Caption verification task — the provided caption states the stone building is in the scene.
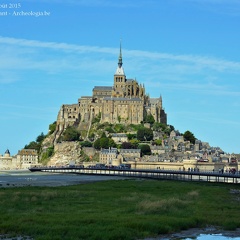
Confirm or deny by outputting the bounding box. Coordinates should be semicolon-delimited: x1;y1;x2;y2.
0;149;39;170
111;133;128;144
55;44;167;138
99;148;118;165
119;149;141;161
0;149;16;170
17;149;39;168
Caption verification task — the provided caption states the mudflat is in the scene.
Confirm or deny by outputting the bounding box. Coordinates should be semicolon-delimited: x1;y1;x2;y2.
0;170;128;188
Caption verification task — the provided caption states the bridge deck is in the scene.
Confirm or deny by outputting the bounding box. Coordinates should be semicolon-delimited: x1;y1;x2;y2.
29;166;240;184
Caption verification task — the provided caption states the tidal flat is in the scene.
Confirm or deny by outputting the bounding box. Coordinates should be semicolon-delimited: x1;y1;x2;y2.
0;174;240;240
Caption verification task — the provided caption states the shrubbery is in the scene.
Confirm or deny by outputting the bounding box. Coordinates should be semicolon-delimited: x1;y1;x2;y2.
58;126;80;142
137;127;153;141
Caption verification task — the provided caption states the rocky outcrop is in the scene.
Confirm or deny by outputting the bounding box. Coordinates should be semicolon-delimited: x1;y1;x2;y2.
47;141;81;166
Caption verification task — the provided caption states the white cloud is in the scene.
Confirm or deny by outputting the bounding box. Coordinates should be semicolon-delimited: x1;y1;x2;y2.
0;36;239;98
1;36;240;73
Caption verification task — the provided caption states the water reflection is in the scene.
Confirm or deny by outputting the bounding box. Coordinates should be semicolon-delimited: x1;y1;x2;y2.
185;234;240;240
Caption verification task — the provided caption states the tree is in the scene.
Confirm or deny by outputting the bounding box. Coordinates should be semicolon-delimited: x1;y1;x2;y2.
117;115;121;123
129;139;140;149
153;122;165;132
121;142;133;149
100;137;109;148
152;139;162;146
80;141;92;147
36;132;45;143
93;137;116;150
49;121;56;134
62;126;80;141
138;144;151;156
92;112;101;124
24;141;41;152
108;138;116;148
137;127;153;141
127;133;136;140
144;114;155;124
94;138;101;150
183;130;196;144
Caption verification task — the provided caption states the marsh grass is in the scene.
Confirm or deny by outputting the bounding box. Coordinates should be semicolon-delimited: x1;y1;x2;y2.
0;179;240;239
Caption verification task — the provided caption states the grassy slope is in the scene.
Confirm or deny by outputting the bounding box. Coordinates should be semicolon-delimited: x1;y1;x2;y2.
0;179;240;240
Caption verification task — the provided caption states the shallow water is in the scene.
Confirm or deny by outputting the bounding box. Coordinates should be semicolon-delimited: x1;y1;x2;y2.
185;234;240;240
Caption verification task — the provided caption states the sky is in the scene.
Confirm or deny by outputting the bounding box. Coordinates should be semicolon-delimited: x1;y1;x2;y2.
0;0;240;155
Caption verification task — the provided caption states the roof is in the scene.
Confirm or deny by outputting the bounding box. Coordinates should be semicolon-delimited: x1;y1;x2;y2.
126;79;135;83
150;98;161;104
112;133;127;137
120;149;141;153
103;97;142;102
93;86;113;91
18;149;38;155
101;148;118;154
5;149;10;154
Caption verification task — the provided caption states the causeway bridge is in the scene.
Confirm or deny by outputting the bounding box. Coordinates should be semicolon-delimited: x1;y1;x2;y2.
29;166;240;184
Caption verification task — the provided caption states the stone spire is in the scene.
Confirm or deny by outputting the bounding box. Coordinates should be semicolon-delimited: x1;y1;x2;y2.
115;40;125;75
118;40;123;68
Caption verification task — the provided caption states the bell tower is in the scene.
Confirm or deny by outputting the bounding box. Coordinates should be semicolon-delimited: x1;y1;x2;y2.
113;41;126;97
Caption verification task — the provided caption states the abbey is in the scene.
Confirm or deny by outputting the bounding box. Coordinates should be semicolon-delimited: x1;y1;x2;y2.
56;45;167;133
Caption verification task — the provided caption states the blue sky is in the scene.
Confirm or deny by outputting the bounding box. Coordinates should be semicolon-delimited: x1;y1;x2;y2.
0;0;240;155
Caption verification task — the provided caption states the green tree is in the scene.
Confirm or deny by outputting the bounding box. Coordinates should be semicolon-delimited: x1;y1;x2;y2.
49;122;56;134
152;122;167;132
129;139;140;149
93;137;116;150
127;133;136;140
36;132;45;143
183;130;196;144
144;114;155;124
152;139;162;146
105;127;115;133
92;112;101;124
108;138;116;148
94;138;101;150
80;141;93;147
137;127;153;141
138;144;151;156
62;126;80;141
114;124;126;133
24;141;41;152
121;142;133;149
100;137;109;148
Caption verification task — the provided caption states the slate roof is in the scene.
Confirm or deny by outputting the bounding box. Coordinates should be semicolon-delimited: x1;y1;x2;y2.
93;86;113;91
103;97;142;101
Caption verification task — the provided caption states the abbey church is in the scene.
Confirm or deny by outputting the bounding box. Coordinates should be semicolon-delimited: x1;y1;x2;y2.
56;45;167;133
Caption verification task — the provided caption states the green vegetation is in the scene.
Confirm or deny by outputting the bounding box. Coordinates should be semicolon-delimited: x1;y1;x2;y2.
152;139;162;146
144;113;155;124
24;132;46;153
58;126;80;142
80;141;92;147
183;130;196;144
40;146;54;165
1;180;240;240
138;144;151;155
48;121;56;135
92;112;101;124
93;133;116;150
136;127;153;141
